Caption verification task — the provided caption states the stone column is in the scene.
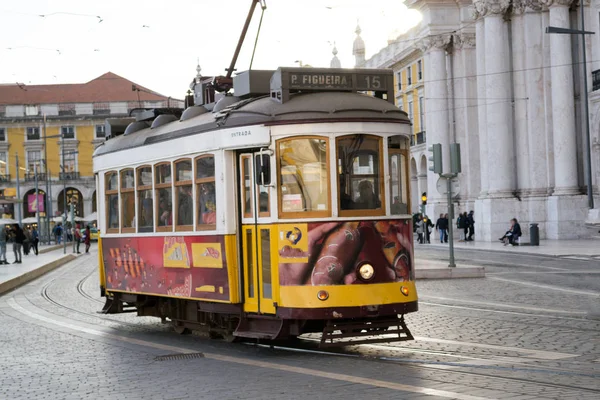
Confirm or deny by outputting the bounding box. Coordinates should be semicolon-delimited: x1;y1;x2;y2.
543;0;579;194
419;34;451;205
454;32;480;203
474;4;488;197
525;0;549;196
512;0;530;194
483;0;515;197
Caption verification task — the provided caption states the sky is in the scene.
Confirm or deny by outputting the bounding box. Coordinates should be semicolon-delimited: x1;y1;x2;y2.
0;0;422;99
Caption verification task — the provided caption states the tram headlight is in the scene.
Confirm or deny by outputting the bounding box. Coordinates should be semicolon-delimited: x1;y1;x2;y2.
358;263;375;281
400;286;410;296
317;290;329;301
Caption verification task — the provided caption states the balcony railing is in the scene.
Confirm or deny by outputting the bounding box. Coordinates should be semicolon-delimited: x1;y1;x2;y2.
60;171;80;180
411;131;426;146
0;174;10;182
593;69;600;91
24;173;46;182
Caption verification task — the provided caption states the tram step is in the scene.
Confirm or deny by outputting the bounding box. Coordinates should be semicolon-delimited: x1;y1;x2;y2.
320;316;414;348
234;315;284;340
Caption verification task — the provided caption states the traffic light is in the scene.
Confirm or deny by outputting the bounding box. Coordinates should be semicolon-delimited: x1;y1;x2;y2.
450;143;462;174
421;192;427;205
428;143;443;174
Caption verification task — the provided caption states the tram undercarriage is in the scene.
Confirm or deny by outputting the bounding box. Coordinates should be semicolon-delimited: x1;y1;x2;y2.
101;292;415;347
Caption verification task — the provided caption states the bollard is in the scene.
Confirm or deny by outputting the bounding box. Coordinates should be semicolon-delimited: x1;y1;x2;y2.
530;223;539;246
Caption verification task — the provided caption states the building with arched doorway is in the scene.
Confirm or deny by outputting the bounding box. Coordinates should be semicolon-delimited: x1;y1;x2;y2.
0;72;183;231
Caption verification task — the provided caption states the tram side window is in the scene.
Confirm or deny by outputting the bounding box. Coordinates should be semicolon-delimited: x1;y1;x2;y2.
337;135;384;215
196;155;216;229
120;169;135;232
155;163;173;231
389;135;410;215
175;159;193;231
137;166;153;232
105;171;119;233
241;155;253;219
278;137;330;217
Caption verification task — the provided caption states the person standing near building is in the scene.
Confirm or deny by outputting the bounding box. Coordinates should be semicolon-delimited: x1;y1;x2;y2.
12;224;24;264
435;213;449;243
467;211;475;241
53;223;63;244
84;225;91;254
74;224;81;254
31;226;39;256
0;224;7;264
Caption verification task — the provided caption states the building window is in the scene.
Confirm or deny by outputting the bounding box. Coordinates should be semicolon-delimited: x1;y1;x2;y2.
196;155;216;229
408;100;414;123
95;125;106;138
105;172;119;233
27;150;42;172
26;127;40;141
120;169;135;232
417;60;422;81
58;103;75;116
419;96;425;131
397;72;402;90
62;151;77;174
155;163;173;231
0;128;5;141
175;159;193;230
137;166;153;233
0;152;7;177
61;126;75;139
407;66;412;86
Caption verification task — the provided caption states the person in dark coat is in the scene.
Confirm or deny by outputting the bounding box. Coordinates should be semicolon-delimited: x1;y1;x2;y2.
84;225;91;253
435;213;448;243
467;210;475;241
12;224;25;263
499;218;522;246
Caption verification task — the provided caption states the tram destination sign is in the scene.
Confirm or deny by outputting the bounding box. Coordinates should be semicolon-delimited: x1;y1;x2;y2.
270;67;394;104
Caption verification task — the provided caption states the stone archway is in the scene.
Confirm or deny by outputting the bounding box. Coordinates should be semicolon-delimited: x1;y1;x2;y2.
22;188;47;219
92;190;97;213
410;157;418;213
57;187;84;218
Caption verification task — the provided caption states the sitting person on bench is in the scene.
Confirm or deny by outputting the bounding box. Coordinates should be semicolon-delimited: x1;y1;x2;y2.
499;218;522;246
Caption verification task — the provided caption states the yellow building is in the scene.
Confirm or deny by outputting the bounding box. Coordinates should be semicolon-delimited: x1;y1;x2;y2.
0;72;182;231
394;57;425;145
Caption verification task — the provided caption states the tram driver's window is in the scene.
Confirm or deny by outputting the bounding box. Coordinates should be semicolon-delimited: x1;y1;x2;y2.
337;135;384;214
105;171;119;233
196;155;216;229
137;166;153;232
278;137;329;217
155;163;173;231
388;135;410;215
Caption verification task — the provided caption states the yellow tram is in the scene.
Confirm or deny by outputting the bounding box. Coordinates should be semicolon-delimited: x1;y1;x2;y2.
94;67;417;346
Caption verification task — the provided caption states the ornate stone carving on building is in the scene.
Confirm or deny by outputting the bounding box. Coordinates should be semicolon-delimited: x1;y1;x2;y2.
453;33;477;49
512;0;527;13
417;34;452;53
525;0;544;11
540;0;575;6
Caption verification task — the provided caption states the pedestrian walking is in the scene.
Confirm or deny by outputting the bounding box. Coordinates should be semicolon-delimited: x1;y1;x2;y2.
74;224;81;254
84;225;91;253
467;210;475;241
53;223;63;244
0;224;8;264
12;224;24;264
31;226;39;255
435;213;449;243
23;227;31;256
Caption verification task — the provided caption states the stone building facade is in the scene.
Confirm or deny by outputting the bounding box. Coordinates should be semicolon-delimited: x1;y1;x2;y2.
363;0;600;240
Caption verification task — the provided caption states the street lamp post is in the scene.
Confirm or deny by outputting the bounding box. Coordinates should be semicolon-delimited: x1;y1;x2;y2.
546;8;595;209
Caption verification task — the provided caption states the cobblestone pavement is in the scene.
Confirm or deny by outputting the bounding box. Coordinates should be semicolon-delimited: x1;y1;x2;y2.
0;249;598;399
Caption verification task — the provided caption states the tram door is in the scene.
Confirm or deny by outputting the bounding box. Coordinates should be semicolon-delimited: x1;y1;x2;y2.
239;153;276;315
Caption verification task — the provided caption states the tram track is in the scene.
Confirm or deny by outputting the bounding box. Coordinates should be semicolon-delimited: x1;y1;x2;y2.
15;257;600;396
249;339;600;395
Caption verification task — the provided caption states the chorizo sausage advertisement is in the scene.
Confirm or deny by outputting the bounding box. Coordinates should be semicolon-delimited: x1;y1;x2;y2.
278;220;413;286
102;235;231;301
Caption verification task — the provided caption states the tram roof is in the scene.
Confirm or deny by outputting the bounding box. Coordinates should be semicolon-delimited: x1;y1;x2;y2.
93;91;410;157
